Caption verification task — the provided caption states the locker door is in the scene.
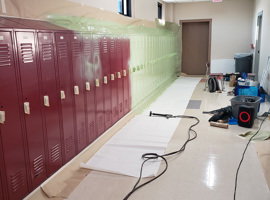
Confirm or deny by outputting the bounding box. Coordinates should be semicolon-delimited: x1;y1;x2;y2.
109;38;119;125
0;30;29;200
54;32;76;163
82;34;96;144
70;33;87;152
93;35;105;136
37;32;63;176
0;171;4;200
116;38;124;119
101;36;112;130
15;31;47;189
122;38;131;114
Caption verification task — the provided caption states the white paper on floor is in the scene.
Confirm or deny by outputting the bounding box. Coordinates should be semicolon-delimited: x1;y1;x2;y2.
81;77;201;178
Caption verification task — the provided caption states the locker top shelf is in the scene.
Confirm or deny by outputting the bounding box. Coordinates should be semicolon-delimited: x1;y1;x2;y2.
0;16;69;31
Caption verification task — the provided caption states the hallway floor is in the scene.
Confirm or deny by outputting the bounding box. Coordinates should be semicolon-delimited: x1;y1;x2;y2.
26;78;270;200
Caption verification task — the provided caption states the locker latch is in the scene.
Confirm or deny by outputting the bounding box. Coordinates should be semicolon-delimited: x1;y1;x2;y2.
96;79;100;87
0;111;5;124
123;70;127;77
24;102;30;115
86;82;90;91
111;74;115;81
117;72;121;79
44;95;50;107
104;76;108;84
60;90;66;100
74;86;79;95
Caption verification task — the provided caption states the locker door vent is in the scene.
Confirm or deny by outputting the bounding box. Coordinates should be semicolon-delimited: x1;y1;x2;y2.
88;121;94;137
97;115;103;131
119;102;123;113
58;42;67;59
21;43;34;63
65;136;73;153
94;42;100;54
72;42;80;57
106;111;111;123
113;106;118;118
103;41;108;53
33;155;43;177
124;99;128;109
10;169;24;193
0;43;11;67
77;130;81;144
116;41;121;52
51;144;60;163
110;41;115;53
42;43;52;61
84;42;91;55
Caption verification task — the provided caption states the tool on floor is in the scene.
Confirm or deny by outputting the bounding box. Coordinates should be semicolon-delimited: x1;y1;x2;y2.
210;121;228;129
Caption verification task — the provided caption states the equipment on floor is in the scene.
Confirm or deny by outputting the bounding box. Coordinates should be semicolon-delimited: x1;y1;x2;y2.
237;105;255;128
123;112;200;200
210;122;229;129
203;106;233;122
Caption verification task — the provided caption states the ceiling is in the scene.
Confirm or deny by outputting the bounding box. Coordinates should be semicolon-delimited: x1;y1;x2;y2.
163;0;220;3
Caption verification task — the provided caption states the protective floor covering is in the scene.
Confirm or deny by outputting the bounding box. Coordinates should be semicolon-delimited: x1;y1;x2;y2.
69;78;270;200
81;77;201;178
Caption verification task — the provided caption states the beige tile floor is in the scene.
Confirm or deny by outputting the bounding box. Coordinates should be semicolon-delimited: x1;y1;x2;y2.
26;79;270;200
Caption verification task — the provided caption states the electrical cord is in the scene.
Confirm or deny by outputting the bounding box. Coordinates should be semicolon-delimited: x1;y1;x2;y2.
123;112;200;200
233;113;268;200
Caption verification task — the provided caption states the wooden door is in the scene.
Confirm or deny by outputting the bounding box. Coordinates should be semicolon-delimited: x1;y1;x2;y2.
181;20;211;75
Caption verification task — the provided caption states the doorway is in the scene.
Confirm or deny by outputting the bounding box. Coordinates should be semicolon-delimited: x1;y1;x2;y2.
254;11;263;81
180;19;212;75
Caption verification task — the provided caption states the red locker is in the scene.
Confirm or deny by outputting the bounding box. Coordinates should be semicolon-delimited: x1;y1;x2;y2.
69;33;87;152
36;31;63;175
15;30;47;189
122;38;131;114
0;30;29;200
93;35;105;136
109;38;119;125
54;32;76;162
82;34;97;144
101;36;112;130
116;38;124;119
0;171;4;200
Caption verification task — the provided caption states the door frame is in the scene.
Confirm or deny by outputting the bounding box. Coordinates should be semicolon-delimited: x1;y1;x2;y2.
254;11;263;81
180;19;212;73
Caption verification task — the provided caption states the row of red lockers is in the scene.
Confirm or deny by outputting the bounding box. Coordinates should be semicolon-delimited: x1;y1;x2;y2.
0;17;131;200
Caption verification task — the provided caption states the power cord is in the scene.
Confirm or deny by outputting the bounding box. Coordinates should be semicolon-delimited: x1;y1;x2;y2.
123;111;200;200
233;111;269;200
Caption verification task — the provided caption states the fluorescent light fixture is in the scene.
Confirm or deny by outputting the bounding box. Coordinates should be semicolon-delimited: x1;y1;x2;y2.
162;0;222;2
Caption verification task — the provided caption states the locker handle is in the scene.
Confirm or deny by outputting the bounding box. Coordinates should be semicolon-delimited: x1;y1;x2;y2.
117;72;121;79
0;111;5;124
111;74;115;81
44;95;50;107
96;79;100;87
104;76;108;84
86;82;90;91
74;86;79;95
123;70;127;77
24;102;30;115
60;90;66;100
